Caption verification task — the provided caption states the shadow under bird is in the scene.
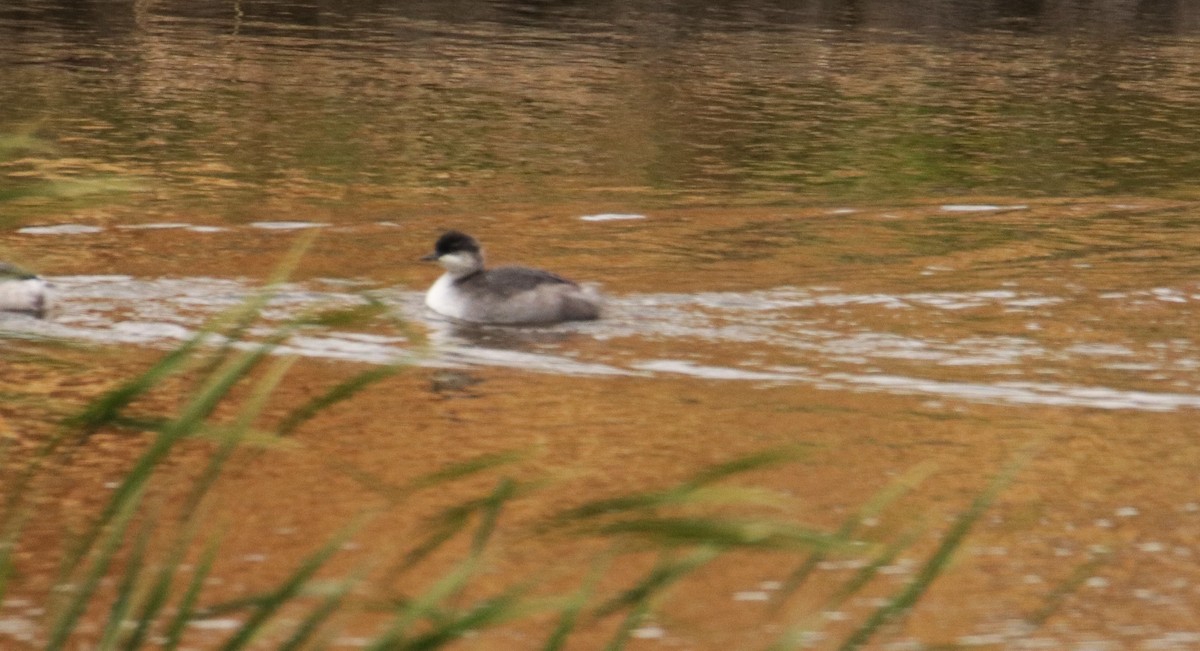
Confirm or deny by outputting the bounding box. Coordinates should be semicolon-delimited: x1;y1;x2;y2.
0;262;48;317
421;230;602;325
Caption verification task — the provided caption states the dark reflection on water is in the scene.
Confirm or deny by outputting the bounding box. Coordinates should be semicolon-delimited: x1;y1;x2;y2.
437;320;580;349
4;0;1200;220
6;1;1199;35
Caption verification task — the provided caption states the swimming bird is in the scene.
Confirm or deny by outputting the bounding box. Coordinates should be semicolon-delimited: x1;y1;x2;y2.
421;230;602;324
0;262;49;317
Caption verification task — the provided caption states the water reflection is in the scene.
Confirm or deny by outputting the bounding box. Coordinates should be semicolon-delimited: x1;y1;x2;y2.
7;0;1199;37
433;319;581;349
6;0;1200;219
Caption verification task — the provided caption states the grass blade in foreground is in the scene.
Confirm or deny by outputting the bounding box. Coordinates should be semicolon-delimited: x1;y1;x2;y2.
595;517;835;551
218;517;370;651
275;567;371;651
162;536;223;651
46;487;146;651
364;557;484;651
543;558;609;651
774;462;936;605
832;450;1034;651
59;341;279;586
276;365;403;437
593;547;721;620
123;519;206;650
96;510;156;651
594;548;721;651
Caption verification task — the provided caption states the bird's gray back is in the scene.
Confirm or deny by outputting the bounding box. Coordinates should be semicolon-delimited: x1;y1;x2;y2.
457;266;576;298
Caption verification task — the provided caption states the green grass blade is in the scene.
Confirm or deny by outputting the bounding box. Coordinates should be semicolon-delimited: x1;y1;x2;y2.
596;517;835;551
181;230;314;385
293;298;391;328
550;449;806;527
598;549;722;650
179;353;298;520
364;557;483;651
411;478;521;614
171;339;284;437
769;522;932;651
397;587;528;651
470;478;516;557
593;547;720;620
61;342;277;584
775;462;935;604
0;496;32;604
548;492;684;524
350;477;526;634
603;599;651;651
124;524;203;650
65;333;206;438
1025;552;1109;629
679;448;809;491
331;450;525;504
404;451;526;495
89;250;293;424
393;480;535;576
543;557;609;651
396;514;471;575
218;517;367;651
192;593;280;620
830;524;925;610
46;485;146;651
162;535;223;651
276;364;403;437
276;568;370;651
96;510;156;651
836;452;1032;651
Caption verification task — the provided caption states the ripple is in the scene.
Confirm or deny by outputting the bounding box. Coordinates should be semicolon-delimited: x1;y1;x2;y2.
632;359;803;381
824;374;1200;412
579;213;647;222
187;618;243;631
18;224;104;235
4;276;1200;412
249;221;327;230
940;204;1028;212
116;222;192;230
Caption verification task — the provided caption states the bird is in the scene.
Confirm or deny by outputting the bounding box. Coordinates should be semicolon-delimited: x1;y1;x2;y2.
0;262;49;317
420;230;602;325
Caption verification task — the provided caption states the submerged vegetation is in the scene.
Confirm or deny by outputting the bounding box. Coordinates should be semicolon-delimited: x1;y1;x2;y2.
0;241;1050;651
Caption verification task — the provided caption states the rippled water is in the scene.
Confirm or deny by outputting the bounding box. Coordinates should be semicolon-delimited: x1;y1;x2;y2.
5;206;1200;412
5;2;1200;649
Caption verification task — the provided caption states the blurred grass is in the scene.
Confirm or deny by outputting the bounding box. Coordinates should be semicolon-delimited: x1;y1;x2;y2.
0;131;138;227
0;240;1049;650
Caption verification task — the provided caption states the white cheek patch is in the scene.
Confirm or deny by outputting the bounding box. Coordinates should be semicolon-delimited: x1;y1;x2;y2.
439;252;477;274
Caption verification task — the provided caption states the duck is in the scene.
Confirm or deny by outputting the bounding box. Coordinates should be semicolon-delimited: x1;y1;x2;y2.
421;230;602;324
0;262;49;317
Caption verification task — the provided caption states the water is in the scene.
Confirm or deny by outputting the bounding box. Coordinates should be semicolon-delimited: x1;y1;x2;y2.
7;202;1200;411
7;1;1200;217
4;2;1200;649
9;266;1200;410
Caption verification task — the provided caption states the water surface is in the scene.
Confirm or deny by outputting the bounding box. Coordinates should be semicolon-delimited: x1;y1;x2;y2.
4;2;1200;649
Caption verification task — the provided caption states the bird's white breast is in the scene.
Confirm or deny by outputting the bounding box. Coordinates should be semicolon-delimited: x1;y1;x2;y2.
425;273;469;320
